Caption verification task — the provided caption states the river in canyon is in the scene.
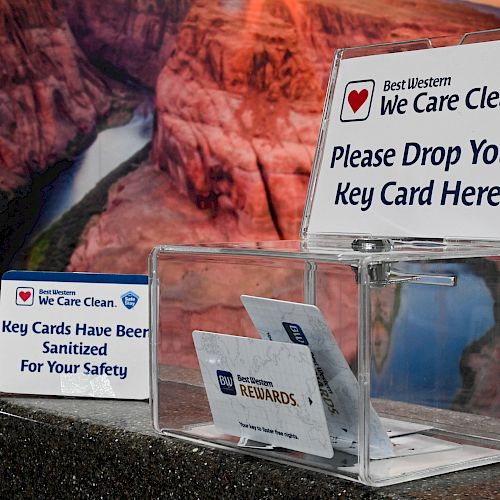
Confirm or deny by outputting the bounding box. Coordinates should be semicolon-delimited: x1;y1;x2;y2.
32;108;153;236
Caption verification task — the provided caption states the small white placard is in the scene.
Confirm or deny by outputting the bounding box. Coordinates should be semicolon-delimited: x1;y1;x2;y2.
0;271;149;399
306;40;500;239
192;330;333;458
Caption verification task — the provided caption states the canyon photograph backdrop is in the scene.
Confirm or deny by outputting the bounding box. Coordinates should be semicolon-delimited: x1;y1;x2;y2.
1;0;499;417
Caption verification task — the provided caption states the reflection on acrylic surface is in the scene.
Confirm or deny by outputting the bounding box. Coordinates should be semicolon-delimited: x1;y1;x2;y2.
371;260;499;417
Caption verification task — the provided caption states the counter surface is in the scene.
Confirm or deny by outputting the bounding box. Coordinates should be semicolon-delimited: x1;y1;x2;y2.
0;397;498;499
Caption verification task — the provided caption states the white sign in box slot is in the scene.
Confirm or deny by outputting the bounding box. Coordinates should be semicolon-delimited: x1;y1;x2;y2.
0;271;149;399
306;39;500;240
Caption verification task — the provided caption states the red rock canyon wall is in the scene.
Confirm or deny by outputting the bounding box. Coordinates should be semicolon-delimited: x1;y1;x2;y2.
0;0;110;197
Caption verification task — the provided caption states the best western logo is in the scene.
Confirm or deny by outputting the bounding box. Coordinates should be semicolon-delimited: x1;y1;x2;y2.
16;287;34;306
239;383;298;407
217;370;236;395
217;370;298;406
282;322;308;345
341;79;375;122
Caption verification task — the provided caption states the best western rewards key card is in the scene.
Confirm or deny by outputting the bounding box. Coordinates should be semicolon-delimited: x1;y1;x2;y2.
0;271;149;399
241;295;394;459
192;331;333;458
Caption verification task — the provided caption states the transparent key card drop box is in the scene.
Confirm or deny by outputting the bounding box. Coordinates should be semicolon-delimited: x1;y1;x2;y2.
150;32;500;486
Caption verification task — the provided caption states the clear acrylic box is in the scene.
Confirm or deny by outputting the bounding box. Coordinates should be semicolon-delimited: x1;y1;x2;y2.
150;238;500;486
150;29;500;486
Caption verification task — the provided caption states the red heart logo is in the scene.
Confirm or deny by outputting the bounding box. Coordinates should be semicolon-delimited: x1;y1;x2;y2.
19;291;31;302
348;89;369;113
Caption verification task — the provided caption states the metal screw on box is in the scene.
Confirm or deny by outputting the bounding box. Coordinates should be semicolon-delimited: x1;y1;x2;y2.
351;239;393;252
351;239;393;288
351;238;456;288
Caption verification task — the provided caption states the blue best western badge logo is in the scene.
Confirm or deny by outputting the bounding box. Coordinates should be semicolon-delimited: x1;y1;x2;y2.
282;322;308;345
217;370;236;395
121;291;139;310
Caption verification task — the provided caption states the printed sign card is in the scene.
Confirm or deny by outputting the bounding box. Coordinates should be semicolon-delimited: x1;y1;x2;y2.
193;331;333;458
0;271;149;399
304;40;500;240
